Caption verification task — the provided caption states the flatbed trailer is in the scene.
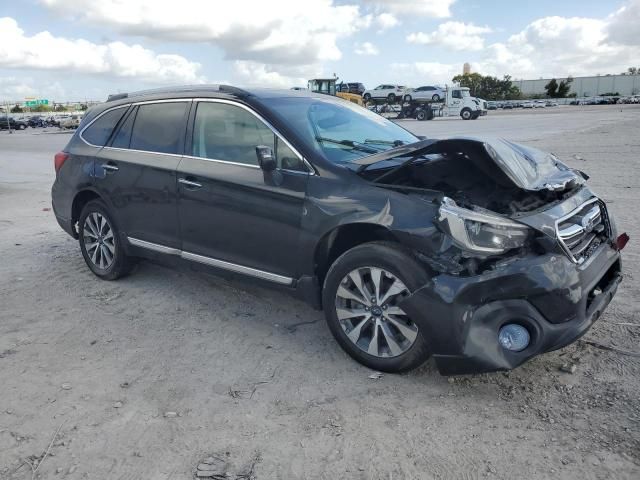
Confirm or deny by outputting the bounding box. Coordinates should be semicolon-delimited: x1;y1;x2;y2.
365;97;441;120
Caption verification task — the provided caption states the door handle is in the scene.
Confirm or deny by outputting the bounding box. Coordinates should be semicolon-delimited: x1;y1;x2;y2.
178;178;203;189
102;163;119;172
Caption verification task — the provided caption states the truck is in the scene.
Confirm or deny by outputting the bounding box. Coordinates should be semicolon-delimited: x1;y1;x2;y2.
367;86;487;121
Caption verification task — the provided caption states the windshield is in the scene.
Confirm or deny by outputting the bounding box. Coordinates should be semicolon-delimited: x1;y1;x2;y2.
461;90;470;97
263;96;418;165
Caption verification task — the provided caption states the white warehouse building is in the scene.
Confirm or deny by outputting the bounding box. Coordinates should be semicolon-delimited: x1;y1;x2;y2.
513;74;640;97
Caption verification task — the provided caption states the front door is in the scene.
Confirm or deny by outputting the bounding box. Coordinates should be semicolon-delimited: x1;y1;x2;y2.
177;100;310;280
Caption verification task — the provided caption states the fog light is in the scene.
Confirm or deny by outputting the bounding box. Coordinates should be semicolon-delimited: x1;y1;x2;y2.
498;324;530;352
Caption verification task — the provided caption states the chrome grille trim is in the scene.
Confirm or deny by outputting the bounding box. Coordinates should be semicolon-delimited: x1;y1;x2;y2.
555;198;610;264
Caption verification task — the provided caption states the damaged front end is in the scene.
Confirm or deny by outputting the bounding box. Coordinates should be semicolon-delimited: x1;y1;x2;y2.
354;137;626;375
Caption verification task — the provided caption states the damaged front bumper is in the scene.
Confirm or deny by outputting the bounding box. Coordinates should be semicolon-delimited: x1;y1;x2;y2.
399;242;622;375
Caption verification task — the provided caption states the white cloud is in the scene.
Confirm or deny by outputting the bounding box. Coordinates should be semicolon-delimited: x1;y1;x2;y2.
0;76;65;102
407;22;492;51
390;62;460;85
375;13;400;31
478;14;639;79
232;61;321;89
362;0;455;18
355;42;379;55
605;0;640;47
0;17;203;83
40;0;369;66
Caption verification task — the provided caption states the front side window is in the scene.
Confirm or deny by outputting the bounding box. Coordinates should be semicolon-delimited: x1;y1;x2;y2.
82;107;127;146
192;102;275;166
130;102;188;154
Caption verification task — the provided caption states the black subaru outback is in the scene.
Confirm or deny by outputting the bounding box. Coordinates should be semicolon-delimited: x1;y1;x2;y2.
52;85;627;375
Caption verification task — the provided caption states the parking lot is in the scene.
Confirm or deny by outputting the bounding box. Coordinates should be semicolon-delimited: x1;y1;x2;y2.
1;105;639;479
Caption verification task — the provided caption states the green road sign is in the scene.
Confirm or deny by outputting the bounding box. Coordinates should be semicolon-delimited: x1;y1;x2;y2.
24;99;49;107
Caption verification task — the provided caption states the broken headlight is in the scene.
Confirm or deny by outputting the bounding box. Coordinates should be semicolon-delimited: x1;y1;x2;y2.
438;197;531;254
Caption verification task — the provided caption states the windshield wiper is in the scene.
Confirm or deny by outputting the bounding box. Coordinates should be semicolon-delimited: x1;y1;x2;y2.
363;139;406;147
315;136;382;154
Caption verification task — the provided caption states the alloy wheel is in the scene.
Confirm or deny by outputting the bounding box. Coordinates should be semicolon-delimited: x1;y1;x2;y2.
83;212;116;270
335;267;418;358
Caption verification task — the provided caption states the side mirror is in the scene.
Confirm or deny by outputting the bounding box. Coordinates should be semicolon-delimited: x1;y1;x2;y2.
255;145;276;172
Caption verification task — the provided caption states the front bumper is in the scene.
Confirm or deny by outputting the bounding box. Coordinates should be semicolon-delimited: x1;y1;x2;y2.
399;243;622;375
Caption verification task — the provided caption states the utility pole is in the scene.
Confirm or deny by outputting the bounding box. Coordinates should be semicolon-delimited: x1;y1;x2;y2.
4;101;12;133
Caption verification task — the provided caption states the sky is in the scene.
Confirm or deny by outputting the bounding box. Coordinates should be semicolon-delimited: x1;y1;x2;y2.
0;0;639;102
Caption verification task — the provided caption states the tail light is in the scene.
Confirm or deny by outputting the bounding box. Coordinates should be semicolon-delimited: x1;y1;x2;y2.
54;152;69;173
615;233;629;251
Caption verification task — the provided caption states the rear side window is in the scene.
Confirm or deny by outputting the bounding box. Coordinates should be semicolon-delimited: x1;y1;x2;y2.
82;107;126;146
130;102;188;154
192;102;275;165
111;108;136;149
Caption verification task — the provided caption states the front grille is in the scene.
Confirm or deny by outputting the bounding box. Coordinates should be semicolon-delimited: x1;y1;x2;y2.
556;199;610;263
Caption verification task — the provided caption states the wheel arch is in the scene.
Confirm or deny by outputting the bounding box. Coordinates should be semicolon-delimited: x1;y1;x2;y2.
71;189;104;238
314;223;398;287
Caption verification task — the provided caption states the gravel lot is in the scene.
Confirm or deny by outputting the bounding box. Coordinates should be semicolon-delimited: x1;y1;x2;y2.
1;105;639;479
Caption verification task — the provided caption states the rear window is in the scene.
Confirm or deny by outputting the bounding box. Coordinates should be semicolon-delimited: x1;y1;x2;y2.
81;107;126;146
130;102;188;154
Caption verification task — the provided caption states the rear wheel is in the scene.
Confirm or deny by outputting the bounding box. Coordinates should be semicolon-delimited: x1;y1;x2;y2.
416;110;427;121
79;200;134;280
363;93;371;102
404;94;412;102
322;242;431;373
387;93;396;102
432;94;441;101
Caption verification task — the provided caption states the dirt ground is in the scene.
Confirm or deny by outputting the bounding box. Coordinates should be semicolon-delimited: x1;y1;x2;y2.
1;105;639;480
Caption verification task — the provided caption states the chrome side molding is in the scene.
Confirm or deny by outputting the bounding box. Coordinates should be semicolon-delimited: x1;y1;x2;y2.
127;237;293;285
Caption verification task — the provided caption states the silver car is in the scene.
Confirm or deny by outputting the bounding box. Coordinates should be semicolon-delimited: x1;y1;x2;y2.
403;85;446;102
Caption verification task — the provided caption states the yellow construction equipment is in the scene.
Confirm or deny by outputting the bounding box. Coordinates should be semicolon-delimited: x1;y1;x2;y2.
307;78;364;106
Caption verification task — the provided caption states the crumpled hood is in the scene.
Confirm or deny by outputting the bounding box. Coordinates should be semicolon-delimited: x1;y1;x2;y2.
475;137;585;192
352;136;585;193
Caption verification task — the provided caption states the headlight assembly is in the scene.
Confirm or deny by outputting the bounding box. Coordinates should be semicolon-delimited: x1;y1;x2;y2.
438;197;531;254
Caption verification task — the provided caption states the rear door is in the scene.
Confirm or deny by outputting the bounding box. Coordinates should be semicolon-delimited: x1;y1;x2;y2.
177;99;310;280
94;100;190;249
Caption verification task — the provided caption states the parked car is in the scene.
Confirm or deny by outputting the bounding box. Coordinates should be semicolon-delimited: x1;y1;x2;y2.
27;115;47;128
534;101;546;108
52;85;626;375
486;101;498;110
503;102;514;109
362;84;407;102
522;101;534;108
545;101;558;107
60;114;83;129
0;116;27;130
403;85;446;102
338;82;366;95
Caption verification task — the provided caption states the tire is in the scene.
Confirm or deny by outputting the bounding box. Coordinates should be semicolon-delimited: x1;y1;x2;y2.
416;110;426;121
18;124;26;130
322;242;432;373
78;199;134;280
387;93;396;103
432;94;441;102
460;108;472;120
363;93;371;102
404;94;412;102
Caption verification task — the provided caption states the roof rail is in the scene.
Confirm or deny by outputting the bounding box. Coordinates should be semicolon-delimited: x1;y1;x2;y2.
105;84;251;102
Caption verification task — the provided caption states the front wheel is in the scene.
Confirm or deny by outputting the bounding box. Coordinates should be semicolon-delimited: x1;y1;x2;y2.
387;93;396;103
363;93;371;102
460;108;472;120
79;200;134;280
416;110;426;121
322;242;431;373
404;95;412;102
432;94;441;101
